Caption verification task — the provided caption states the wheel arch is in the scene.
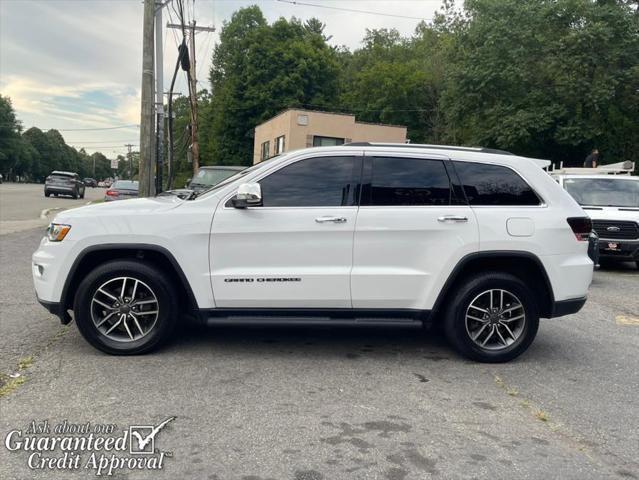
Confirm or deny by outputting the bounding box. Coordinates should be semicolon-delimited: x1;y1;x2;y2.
431;251;555;320
62;244;199;314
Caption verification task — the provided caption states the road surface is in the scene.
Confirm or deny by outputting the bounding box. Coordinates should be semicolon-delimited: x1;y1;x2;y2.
0;183;105;234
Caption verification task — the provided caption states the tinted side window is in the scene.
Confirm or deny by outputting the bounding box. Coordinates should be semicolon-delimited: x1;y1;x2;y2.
364;157;452;206
453;161;540;206
259;156;356;207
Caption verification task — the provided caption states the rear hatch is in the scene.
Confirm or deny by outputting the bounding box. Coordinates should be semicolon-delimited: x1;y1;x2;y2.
48;174;74;186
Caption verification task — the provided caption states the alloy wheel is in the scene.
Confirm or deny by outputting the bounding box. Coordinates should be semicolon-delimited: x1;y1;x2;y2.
465;289;526;351
90;276;159;342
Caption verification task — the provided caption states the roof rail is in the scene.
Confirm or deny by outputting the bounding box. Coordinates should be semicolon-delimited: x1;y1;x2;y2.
343;142;514;156
547;160;636;176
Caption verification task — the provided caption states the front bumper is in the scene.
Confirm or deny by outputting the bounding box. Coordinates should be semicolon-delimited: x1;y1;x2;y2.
598;238;639;261
36;297;72;324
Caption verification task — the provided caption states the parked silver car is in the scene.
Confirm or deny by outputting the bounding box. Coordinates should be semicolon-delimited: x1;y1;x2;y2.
104;180;139;202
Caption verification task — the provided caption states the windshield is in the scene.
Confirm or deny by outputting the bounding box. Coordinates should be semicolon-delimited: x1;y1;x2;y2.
190;168;243;187
113;180;139;190
194;156;281;198
564;178;639;207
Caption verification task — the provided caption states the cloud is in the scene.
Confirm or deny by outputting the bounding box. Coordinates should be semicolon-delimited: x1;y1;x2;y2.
0;0;442;155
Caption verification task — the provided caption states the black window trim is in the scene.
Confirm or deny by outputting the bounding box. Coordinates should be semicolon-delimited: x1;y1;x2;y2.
452;160;546;208
223;153;364;209
360;153;467;208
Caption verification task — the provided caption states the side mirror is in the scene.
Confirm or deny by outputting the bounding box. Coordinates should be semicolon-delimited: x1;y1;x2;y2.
232;183;262;208
185;178;191;188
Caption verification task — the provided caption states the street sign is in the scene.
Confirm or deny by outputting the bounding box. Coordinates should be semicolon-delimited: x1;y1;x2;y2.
110;158;119;169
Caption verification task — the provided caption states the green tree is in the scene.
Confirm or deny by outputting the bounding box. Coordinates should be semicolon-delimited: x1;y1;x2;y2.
207;6;340;166
440;0;639;165
0;95;31;181
339;27;449;144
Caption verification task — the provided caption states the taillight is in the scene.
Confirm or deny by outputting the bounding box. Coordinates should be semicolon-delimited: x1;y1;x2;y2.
106;190;119;197
567;217;592;241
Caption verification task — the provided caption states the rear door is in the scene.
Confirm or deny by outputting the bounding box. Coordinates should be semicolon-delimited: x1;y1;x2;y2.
351;152;479;311
210;153;362;308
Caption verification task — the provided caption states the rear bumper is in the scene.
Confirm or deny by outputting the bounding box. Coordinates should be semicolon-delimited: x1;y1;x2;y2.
46;185;75;193
549;296;587;318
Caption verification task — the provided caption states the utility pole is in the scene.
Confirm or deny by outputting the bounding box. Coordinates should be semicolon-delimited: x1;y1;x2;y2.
124;144;134;179
139;0;155;197
167;22;215;176
155;1;164;193
188;21;199;175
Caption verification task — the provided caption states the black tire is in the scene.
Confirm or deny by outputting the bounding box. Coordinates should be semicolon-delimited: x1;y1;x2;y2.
443;272;539;363
80;189;85;199
44;190;50;197
72;189;78;199
73;260;179;355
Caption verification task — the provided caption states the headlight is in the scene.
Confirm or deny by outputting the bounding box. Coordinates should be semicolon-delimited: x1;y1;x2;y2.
46;223;71;242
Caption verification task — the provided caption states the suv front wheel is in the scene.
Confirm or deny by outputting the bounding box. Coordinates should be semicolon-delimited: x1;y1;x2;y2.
443;272;539;363
74;260;178;355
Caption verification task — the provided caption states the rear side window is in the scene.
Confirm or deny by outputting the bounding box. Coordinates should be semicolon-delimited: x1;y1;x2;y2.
259;156;357;207
453;161;540;206
363;157;452;206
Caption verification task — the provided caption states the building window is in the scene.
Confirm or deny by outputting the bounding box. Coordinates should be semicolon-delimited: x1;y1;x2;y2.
275;135;285;155
261;141;270;161
313;136;345;147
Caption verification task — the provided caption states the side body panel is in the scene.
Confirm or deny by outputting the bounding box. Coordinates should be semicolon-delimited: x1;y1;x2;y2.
351;151;480;310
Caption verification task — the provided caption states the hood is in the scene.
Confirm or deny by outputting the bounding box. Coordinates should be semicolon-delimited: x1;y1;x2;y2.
55;195;184;221
582;206;639;223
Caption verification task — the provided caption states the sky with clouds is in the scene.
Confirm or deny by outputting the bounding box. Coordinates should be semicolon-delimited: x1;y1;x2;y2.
0;0;442;157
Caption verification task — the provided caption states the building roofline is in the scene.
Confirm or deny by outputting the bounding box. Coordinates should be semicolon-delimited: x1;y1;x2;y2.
254;107;407;130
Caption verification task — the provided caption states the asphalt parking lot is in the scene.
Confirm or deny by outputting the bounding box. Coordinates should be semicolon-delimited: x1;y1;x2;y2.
1;193;638;479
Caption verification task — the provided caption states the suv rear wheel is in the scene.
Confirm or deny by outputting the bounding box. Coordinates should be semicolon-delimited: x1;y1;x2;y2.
74;260;178;355
443;272;539;363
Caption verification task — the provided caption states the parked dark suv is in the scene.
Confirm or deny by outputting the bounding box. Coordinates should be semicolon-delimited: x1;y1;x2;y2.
45;171;85;199
83;178;98;187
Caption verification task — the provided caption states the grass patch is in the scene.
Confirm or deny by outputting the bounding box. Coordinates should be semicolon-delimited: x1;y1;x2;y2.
18;356;34;370
0;373;26;398
535;410;549;422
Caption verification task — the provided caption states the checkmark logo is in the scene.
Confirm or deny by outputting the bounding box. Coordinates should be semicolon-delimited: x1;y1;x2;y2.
129;416;175;455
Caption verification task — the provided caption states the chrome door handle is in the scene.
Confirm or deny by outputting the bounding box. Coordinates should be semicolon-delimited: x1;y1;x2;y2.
315;216;347;224
438;215;468;223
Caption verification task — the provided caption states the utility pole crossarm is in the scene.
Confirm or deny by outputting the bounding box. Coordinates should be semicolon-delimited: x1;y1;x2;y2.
166;23;215;33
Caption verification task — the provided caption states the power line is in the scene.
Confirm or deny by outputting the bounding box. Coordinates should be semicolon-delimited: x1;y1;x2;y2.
70;145;138;149
47;124;139;132
275;0;431;21
64;140;140;144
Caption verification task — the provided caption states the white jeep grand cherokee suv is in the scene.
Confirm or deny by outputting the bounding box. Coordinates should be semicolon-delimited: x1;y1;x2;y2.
33;144;593;362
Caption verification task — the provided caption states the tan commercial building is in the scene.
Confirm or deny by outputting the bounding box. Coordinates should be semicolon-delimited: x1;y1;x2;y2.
253;109;407;164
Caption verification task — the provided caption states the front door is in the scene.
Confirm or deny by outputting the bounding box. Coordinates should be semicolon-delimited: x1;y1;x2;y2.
210;154;362;308
351;153;479;311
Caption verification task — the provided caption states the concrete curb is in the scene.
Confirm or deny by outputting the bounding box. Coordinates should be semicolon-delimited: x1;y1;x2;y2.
39;207;64;220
